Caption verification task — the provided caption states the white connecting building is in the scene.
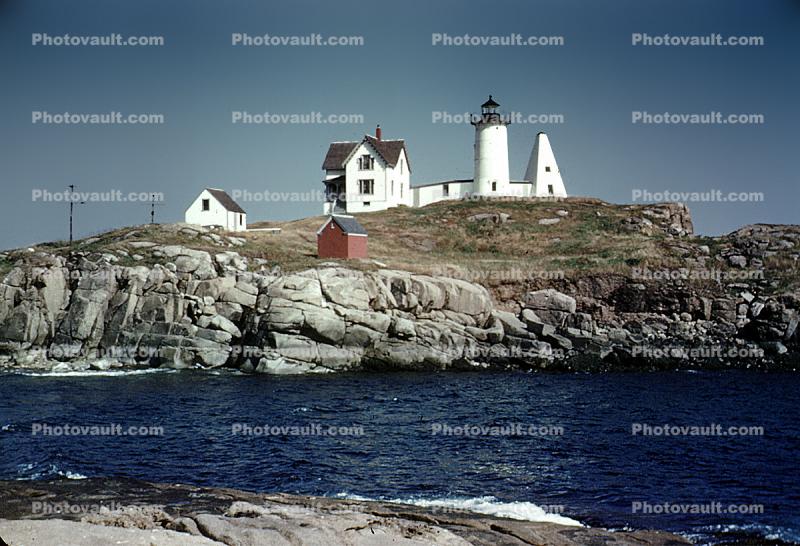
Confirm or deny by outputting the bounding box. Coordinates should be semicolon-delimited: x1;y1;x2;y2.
322;96;567;214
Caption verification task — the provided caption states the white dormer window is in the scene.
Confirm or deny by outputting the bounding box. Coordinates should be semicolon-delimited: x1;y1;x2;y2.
358;154;374;170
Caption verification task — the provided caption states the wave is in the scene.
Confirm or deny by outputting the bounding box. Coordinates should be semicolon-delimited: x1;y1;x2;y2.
9;368;178;378
15;462;87;480
334;493;583;526
197;368;246;376
692;523;800;545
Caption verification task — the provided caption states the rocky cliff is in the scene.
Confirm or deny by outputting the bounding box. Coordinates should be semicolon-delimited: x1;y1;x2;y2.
0;478;691;546
0;202;797;373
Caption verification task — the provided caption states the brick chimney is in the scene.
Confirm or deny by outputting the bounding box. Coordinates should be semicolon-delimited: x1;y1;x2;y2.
375;124;382;141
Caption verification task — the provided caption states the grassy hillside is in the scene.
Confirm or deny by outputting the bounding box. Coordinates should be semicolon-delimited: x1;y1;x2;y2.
245;198;690;274
3;198;797;298
20;199;669;270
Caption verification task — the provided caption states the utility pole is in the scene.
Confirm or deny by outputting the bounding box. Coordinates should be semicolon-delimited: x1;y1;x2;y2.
148;193;164;224
68;184;75;244
68;185;86;245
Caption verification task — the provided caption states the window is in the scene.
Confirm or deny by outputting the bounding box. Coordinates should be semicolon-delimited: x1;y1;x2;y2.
391;180;395;196
545;166;551;172
400;183;404;198
239;214;243;226
548;184;554;195
358;179;374;195
202;199;210;211
400;159;404;175
443;183;450;197
491;182;497;192
363;201;370;207
358;154;374;170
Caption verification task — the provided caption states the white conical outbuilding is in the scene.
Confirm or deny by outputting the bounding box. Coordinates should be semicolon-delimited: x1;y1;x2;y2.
524;132;567;197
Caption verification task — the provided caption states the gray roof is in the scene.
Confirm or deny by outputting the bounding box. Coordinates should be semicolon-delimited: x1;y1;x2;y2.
364;136;409;170
322;142;359;170
330;215;368;235
207;188;246;214
322;136;410;172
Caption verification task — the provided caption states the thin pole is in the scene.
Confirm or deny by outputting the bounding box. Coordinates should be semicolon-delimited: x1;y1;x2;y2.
68;184;74;244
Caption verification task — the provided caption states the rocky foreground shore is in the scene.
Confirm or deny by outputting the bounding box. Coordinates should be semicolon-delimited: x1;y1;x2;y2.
0;478;690;546
0;203;797;373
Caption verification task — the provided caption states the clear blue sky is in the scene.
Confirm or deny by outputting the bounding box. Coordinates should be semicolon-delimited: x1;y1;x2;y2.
1;0;797;249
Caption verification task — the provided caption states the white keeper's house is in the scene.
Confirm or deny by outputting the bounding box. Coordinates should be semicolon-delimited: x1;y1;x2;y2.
321;96;568;214
322;125;412;214
185;188;248;232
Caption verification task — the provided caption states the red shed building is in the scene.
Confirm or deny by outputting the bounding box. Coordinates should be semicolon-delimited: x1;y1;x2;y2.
317;215;368;259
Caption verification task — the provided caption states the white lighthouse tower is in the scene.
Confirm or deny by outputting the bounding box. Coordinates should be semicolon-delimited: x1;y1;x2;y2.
471;95;511;196
525;132;567;197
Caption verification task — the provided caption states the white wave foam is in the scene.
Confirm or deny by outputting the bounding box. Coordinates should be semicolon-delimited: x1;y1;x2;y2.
335;494;583;526
16;462;87;480
58;470;88;480
697;523;800;545
199;369;246;376
13;368;177;378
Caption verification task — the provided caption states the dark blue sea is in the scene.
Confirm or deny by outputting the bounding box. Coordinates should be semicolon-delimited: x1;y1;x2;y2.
1;368;798;545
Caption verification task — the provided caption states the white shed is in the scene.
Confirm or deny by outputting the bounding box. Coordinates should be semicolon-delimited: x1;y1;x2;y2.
185;188;247;232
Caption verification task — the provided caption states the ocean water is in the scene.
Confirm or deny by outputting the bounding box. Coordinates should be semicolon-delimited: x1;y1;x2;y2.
1;368;798;545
